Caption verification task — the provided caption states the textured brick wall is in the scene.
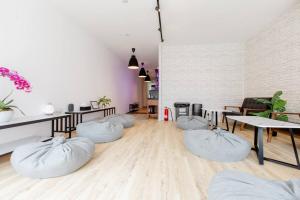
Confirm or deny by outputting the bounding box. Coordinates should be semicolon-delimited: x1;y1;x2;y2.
245;3;300;112
159;4;300;120
159;44;245;119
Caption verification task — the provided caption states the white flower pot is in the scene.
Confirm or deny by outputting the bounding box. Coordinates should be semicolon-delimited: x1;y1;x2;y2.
0;110;14;123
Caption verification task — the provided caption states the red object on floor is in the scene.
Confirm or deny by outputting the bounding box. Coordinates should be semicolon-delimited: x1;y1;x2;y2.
164;107;169;121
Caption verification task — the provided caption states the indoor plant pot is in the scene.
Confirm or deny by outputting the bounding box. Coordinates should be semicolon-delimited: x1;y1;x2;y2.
0;109;14;123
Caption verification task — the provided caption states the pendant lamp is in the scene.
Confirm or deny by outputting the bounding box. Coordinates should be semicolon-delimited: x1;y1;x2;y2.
145;71;151;82
128;48;139;69
138;62;147;78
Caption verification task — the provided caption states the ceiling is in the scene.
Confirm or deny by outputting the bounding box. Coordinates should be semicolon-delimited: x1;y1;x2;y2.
49;0;297;69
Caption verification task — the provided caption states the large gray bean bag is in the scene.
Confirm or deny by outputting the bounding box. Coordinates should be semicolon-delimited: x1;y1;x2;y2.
184;129;251;162
177;116;209;130
11;137;95;179
208;170;300;200
104;114;135;128
77;120;123;143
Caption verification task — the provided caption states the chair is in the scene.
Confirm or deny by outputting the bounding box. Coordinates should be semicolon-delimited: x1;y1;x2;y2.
192;103;202;117
222;97;271;131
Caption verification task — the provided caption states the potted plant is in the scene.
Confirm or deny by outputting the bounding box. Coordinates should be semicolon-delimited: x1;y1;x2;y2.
97;96;112;108
0;67;31;122
252;91;288;121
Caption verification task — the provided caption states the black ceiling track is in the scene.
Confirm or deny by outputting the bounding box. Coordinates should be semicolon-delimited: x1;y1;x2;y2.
156;0;164;42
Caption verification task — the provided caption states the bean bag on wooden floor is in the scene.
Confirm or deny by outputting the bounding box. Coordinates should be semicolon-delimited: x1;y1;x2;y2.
104;114;135;128
184;129;251;162
11;136;95;179
77;120;124;143
208;170;300;200
176;116;209;130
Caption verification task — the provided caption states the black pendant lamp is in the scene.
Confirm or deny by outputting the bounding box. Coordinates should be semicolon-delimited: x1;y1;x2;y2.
138;62;147;78
128;48;139;69
145;70;151;82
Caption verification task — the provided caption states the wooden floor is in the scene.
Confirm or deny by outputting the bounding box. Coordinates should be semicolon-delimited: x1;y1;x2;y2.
0;115;300;200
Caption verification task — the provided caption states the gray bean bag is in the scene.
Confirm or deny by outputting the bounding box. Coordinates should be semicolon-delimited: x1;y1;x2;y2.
208;170;300;200
11;136;95;179
184;129;251;162
77;120;123;143
104;114;135;128
176;116;209;130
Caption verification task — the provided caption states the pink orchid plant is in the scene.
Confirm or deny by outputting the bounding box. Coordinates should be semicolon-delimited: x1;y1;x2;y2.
0;67;31;92
0;66;32;115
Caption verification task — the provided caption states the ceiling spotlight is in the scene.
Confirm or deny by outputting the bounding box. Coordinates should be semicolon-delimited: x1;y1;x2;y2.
128;48;139;69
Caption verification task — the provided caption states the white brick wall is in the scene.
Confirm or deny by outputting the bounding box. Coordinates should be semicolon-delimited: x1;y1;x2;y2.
159;3;300;120
159;44;245;120
245;3;300;112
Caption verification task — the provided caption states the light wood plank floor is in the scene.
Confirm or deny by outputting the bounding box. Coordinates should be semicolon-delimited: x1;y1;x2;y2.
0;115;300;200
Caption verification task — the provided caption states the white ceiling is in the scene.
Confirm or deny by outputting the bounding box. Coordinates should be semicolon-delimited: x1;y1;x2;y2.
49;0;298;69
162;0;297;44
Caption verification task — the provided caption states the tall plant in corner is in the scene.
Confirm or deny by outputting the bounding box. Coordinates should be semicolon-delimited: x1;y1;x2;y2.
252;91;288;121
0;66;31;122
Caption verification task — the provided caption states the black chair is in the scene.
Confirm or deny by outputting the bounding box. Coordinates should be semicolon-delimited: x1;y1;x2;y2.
192;104;202;117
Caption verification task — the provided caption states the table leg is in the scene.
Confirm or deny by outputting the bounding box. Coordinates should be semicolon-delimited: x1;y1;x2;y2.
80;114;83;123
215;111;218;127
51;120;54;137
232;120;237;133
72;114;75;129
254;127;258;151
289;128;300;168
204;110;207;119
257;127;264;165
64;117;67;137
68;115;72;138
225;115;229;131
76;113;79;125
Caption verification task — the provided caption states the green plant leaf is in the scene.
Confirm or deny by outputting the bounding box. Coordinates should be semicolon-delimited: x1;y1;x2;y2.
273;99;287;112
4;99;13;106
273;90;283;98
9;106;25;115
251;110;271;118
271;90;283;104
276;114;288;122
0;101;9;110
1;91;13;102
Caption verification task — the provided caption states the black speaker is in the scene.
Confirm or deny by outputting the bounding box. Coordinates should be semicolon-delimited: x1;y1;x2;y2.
68;104;74;112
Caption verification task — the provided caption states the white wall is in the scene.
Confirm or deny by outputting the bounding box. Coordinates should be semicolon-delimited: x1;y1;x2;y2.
245;3;300;112
159;44;245;120
0;0;137;147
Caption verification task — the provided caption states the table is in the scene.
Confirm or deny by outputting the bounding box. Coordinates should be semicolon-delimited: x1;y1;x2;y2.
203;108;230;128
0;114;73;155
66;107;116;128
0;113;73;138
147;99;158;119
227;116;300;169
